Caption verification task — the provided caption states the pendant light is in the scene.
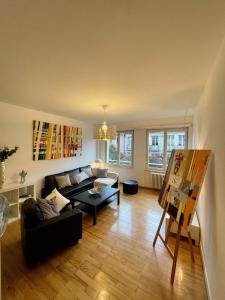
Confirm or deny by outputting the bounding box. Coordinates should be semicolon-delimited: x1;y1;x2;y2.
93;105;116;140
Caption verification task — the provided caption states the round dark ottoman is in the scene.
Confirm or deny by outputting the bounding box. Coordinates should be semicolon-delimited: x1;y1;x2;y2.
123;179;139;194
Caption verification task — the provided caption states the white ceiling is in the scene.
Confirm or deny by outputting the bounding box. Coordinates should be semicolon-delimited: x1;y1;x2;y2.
0;0;225;123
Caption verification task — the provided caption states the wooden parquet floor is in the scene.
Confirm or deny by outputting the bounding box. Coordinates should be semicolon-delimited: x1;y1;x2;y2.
1;187;207;300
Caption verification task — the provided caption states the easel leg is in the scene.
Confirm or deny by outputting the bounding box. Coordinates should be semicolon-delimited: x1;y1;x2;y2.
170;223;182;284
153;208;167;247
165;216;173;245
188;231;195;263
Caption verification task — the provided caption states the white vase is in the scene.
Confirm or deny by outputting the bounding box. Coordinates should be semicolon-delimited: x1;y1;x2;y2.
0;162;6;188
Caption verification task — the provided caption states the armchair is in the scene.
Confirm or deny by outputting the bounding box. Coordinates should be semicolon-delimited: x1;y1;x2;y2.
21;198;82;266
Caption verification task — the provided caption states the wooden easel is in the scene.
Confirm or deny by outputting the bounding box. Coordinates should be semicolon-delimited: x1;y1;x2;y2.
153;207;195;284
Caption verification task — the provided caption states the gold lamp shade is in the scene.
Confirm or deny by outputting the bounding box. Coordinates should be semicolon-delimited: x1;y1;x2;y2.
93;124;117;140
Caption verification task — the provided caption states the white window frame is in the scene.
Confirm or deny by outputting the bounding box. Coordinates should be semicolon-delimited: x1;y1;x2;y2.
106;130;134;167
146;127;188;172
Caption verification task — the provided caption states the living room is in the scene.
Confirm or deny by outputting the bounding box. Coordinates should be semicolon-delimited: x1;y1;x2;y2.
0;1;225;300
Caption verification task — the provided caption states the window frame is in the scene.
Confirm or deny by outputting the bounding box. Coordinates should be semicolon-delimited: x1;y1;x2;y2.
105;130;134;167
146;127;188;172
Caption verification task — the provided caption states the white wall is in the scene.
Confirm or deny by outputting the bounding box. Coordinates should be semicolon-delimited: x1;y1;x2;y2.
193;39;225;300
0;102;96;196
97;116;193;187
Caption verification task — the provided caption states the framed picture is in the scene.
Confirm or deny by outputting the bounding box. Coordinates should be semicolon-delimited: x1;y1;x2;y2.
63;126;82;157
33;120;62;160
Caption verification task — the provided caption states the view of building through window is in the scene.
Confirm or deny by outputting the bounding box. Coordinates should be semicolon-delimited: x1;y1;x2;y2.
106;131;133;166
148;129;187;169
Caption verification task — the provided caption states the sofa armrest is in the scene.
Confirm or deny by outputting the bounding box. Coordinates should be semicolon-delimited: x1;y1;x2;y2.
107;171;119;180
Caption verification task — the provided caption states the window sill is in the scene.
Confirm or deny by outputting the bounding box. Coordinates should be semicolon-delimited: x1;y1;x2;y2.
106;163;133;169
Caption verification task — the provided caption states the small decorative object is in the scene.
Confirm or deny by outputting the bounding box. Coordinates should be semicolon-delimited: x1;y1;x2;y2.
0;146;19;188
19;170;28;184
88;186;101;196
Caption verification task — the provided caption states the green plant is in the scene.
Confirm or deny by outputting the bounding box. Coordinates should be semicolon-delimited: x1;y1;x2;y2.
0;146;19;162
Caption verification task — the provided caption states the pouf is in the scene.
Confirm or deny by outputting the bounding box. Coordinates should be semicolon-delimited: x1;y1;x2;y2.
123;179;139;194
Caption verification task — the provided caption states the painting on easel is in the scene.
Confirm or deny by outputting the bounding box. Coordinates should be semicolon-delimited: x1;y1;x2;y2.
158;149;211;230
153;149;211;284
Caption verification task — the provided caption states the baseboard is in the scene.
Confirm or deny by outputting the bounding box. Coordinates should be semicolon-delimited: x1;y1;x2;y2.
199;241;212;300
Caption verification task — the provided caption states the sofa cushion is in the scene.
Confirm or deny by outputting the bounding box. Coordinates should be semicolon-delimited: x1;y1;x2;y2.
60;204;73;214
97;168;108;178
22;198;44;228
83;167;93;178
45;171;65;191
55;174;72;188
67;169;80;185
75;171;89;184
37;197;59;219
46;188;70;212
70;178;94;195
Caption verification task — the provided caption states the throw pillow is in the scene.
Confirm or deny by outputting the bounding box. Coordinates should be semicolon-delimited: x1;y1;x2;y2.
46;188;70;212
69;169;80;185
55;174;72;189
75;171;89;184
97;168;108;178
83;167;93;178
37;197;59;219
91;168;98;177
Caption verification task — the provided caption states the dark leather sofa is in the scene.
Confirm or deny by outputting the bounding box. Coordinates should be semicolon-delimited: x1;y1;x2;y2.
41;165;118;200
21;198;82;266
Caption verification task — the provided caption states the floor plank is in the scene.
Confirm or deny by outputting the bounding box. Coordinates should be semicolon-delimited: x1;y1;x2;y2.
1;187;207;299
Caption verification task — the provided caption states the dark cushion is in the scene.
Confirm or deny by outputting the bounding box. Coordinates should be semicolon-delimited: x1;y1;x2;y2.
72;178;94;193
59;186;79;197
60;178;95;197
60;204;73;214
45;171;65;191
22;198;44;228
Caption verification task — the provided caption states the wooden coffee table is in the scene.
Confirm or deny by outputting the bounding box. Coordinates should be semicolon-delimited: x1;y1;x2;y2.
70;186;120;225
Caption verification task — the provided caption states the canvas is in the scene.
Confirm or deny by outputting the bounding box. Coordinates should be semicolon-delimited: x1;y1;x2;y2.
63;126;82;157
158;149;211;230
33;121;62;160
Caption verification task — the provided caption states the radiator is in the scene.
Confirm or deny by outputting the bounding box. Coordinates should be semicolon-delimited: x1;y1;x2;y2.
151;173;165;190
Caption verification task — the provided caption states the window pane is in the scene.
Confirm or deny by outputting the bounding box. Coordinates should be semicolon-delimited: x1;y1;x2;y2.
119;132;133;166
107;138;118;164
166;130;186;164
148;131;164;169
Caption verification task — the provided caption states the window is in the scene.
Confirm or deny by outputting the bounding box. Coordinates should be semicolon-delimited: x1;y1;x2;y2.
147;128;188;170
106;131;133;166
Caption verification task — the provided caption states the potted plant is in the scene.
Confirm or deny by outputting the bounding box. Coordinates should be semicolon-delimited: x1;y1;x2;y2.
0;146;19;188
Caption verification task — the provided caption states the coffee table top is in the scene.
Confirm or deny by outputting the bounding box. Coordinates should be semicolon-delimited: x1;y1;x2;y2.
70;186;119;207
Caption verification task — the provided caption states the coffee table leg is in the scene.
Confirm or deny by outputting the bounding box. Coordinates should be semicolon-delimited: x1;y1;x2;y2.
117;190;120;205
93;206;97;225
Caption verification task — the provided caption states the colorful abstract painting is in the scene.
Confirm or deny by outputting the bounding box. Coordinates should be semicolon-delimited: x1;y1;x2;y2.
158;150;211;230
33;121;62;160
63;126;82;157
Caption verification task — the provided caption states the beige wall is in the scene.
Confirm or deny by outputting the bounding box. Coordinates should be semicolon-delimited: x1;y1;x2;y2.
193;39;225;300
97;116;193;187
0;102;96;196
